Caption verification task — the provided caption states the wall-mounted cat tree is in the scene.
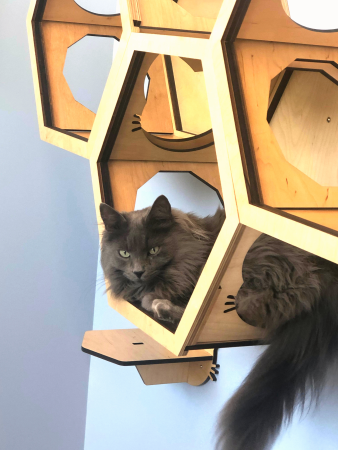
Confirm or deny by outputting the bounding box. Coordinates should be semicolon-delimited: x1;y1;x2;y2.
27;0;338;385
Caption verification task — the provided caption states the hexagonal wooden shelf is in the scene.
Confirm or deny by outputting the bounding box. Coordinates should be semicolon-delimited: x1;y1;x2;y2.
28;0;338;384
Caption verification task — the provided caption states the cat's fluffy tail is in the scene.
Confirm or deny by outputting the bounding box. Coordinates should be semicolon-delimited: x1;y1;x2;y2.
216;283;338;450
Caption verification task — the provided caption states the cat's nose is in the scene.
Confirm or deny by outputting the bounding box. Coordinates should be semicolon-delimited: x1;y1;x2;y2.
134;271;145;279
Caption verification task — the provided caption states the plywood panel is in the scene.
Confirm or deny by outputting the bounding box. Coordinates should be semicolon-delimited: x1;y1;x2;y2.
171;56;212;135
196;226;264;344
178;0;223;20
41;21;121;130
82;328;211;364
135;0;215;36
140;55;173;133
136;359;213;385
282;209;338;232
110;52;217;162
108;160;223;211
235;39;338;209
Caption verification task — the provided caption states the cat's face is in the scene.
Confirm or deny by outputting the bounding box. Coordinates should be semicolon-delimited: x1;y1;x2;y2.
100;196;176;284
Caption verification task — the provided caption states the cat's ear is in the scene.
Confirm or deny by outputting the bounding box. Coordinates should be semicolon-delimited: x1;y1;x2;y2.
100;203;127;232
146;195;173;229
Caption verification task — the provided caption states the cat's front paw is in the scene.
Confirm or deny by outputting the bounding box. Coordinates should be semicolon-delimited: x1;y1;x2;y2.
152;299;184;323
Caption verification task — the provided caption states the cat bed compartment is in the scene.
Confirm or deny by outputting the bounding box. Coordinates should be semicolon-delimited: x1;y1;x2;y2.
227;0;338;233
28;0;338;384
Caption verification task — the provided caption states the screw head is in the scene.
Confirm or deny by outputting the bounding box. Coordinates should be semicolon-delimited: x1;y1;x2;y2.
327;117;331;123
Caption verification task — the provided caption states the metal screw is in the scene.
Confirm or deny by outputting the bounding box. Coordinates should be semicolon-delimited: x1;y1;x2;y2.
200;365;203;368
327;117;331;123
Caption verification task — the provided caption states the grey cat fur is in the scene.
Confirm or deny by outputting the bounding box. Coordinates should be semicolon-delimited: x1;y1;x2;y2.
217;234;338;450
100;195;225;323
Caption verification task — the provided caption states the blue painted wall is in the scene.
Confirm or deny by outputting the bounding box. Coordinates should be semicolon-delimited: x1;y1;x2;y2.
2;0;338;449
0;1;98;449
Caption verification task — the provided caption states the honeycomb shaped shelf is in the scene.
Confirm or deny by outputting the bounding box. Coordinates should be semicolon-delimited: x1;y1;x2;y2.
28;0;338;382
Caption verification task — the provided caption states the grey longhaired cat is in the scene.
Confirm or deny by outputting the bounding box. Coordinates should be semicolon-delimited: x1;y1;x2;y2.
100;197;338;449
217;234;338;450
100;195;225;324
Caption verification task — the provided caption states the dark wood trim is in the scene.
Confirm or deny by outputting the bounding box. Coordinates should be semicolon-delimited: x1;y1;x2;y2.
291;67;338;87
223;0;252;43
150;128;212;143
269;62;338;122
295;59;338;69
223;41;262;205
261;205;338;238
279;207;338;210
139;25;210;36
185;339;262;351
98;51;145;206
267;69;293;123
220;0;262;206
164;55;183;131
81;346;212;367
32;0;53;127
50;126;88;142
188;171;224;206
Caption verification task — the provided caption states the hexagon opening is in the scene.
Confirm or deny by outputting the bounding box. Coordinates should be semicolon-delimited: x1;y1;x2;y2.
268;65;338;187
64;35;118;116
127;171;224;332
140;55;213;149
98;52;220;211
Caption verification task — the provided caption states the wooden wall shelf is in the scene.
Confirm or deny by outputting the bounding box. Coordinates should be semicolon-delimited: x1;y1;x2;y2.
28;0;338;384
82;329;218;385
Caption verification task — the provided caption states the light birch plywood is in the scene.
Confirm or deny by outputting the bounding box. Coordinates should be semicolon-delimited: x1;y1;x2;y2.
40;21;121;130
239;204;338;265
270;70;338;187
27;0;125;158
82;328;211;364
136;359;213;385
132;0;216;37
235;39;338;209
171;55;212;135
109;51;217;162
282;210;338;233
140;55;173;134
108;160;223;212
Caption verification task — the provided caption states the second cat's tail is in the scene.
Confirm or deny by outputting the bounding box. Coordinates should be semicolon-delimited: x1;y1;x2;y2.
216;283;338;450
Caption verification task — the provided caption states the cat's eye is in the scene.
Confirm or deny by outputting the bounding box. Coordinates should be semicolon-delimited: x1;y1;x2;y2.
119;250;130;258
149;246;159;255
